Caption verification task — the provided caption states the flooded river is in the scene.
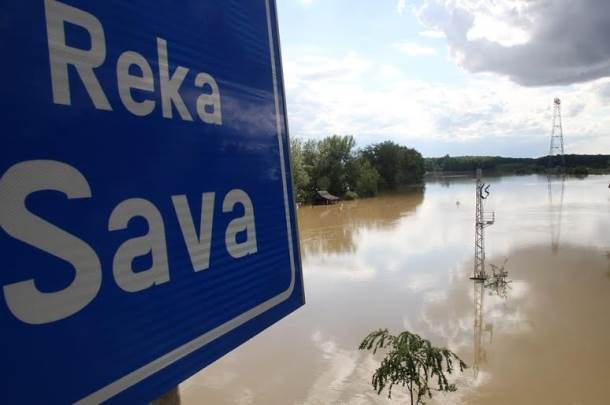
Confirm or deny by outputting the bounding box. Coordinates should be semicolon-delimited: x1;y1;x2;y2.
180;174;610;404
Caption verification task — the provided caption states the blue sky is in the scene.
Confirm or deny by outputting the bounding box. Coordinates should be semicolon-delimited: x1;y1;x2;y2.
276;0;610;157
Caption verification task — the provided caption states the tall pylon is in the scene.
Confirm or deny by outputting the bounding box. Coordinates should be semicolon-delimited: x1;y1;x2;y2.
471;169;494;281
548;98;565;169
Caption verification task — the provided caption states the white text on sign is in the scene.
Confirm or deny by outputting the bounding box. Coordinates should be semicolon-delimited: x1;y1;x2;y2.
0;160;258;325
45;0;223;124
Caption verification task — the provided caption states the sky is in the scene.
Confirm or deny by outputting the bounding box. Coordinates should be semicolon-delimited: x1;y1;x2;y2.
276;0;610;157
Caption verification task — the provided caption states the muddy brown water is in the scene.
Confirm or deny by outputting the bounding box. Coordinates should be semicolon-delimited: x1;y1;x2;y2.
180;174;610;404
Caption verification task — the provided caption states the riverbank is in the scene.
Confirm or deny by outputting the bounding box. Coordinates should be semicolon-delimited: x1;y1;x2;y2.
425;154;610;176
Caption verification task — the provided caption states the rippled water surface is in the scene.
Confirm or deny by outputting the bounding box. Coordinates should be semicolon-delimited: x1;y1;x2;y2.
180;174;610;404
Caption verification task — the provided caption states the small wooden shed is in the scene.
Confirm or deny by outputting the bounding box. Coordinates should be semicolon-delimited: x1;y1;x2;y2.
316;190;340;205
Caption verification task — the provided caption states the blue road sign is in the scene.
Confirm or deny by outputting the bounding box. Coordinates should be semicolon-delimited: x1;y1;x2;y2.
0;0;304;403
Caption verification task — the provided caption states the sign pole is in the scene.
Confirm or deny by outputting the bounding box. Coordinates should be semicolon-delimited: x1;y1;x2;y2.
151;387;181;405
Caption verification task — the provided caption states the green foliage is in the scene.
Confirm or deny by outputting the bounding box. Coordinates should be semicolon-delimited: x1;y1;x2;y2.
289;137;310;204
360;329;467;405
344;191;359;200
362;141;425;190
289;135;423;204
317;135;356;196
316;176;330;191
301;139;321;202
567;166;589;176
425;154;610;174
298;135;356;201
348;157;380;198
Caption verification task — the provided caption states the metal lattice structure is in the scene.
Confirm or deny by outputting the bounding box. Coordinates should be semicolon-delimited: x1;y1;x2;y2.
547;176;565;253
469;170;510;378
472;169;494;281
548;98;565;169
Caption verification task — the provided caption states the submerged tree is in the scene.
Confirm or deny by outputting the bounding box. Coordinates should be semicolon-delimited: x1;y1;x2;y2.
359;329;467;405
289;137;310;204
361;141;425;190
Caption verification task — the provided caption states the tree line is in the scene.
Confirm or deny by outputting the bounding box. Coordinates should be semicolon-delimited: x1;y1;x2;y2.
289;135;425;204
425;154;610;175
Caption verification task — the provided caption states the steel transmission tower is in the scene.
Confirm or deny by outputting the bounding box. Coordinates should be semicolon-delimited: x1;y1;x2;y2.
468;170;510;378
548;98;565;169
471;169;494;377
471;169;494;281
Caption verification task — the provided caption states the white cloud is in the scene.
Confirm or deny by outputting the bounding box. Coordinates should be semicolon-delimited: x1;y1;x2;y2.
394;41;437;56
419;29;445;39
282;47;610;155
467;17;529;47
397;0;407;15
380;64;403;80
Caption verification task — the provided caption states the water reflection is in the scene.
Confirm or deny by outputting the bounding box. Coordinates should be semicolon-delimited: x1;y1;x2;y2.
472;261;511;379
547;175;565;253
180;175;610;404
297;190;424;255
462;245;610;405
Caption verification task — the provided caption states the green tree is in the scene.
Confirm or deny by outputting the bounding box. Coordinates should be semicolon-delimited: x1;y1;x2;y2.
347;157;380;197
362;141;424;190
424;154;610;175
316;175;330;191
291;135;426;203
399;147;425;184
360;329;467;405
301;139;321;202
316;135;357;196
289;137;310;204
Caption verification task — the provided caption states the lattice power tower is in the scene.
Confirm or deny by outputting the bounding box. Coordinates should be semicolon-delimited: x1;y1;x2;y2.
548;98;565;169
547;97;566;251
470;169;494;377
471;169;494;281
468;170;511;377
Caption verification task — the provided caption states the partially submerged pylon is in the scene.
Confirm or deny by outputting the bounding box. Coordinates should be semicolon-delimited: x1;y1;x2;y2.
469;169;511;379
471;169;494;281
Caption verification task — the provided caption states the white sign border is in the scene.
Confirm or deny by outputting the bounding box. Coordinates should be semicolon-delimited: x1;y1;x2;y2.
76;1;297;402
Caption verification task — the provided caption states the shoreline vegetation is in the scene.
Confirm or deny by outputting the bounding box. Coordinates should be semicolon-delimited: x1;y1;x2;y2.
425;154;610;176
289;135;425;205
289;135;610;204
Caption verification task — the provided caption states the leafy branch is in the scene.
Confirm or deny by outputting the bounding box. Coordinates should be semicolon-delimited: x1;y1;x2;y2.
359;329;467;405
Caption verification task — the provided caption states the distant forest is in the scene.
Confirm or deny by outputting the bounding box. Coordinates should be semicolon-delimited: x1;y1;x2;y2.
289;135;425;204
289;136;610;204
425;154;610;175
